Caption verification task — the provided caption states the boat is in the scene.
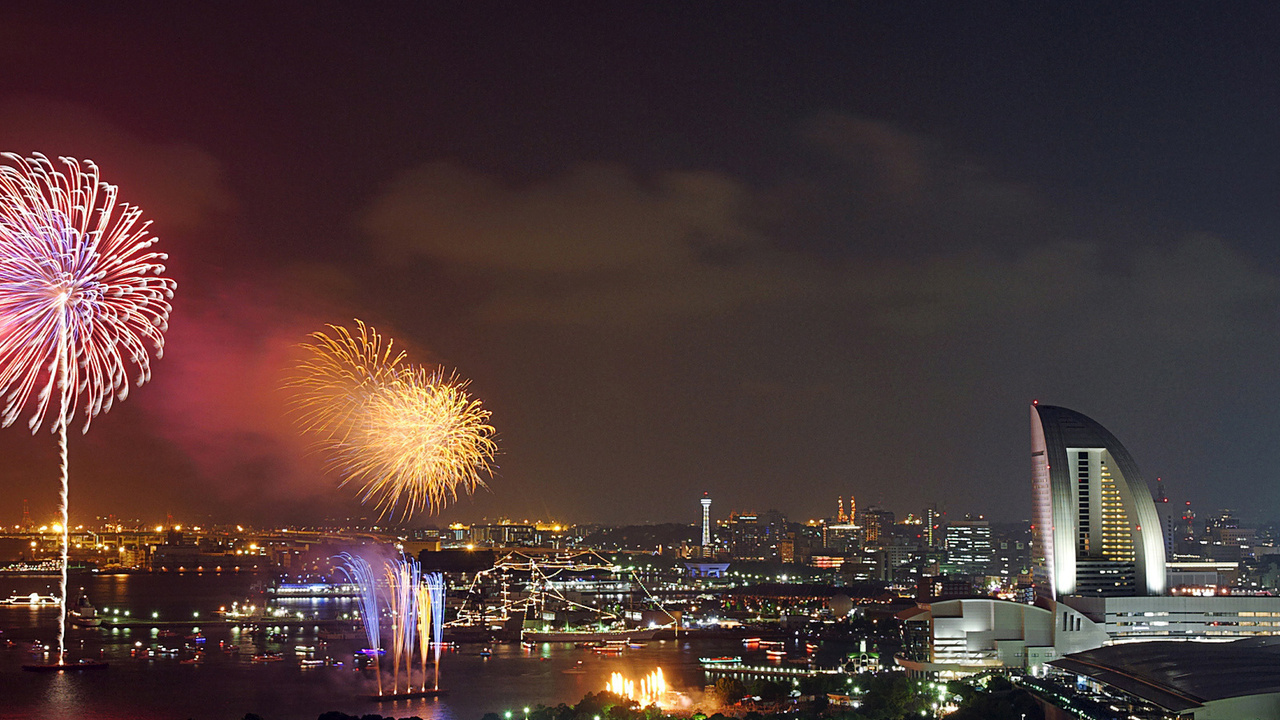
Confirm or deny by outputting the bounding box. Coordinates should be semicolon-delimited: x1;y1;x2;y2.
2;593;60;606
268;581;360;598
766;649;786;659
23;658;108;672
562;660;587;675
68;593;101;627
1;560;92;575
524;627;660;643
698;656;742;665
479;647;492;657
251;652;284;663
179;654;204;665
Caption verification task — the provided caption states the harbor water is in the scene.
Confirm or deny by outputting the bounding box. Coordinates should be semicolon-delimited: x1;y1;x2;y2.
0;572;767;720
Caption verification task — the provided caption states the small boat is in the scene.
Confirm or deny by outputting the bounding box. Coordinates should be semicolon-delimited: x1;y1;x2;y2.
3;593;59;606
479;647;492;657
251;653;284;663
699;656;742;665
23;658;108;672
68;591;101;627
563;660;587;675
300;658;326;667
523;627;660;643
766;649;786;659
179;654;204;665
627;642;646;649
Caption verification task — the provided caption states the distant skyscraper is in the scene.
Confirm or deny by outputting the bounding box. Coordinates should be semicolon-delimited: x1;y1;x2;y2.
945;516;993;576
1030;404;1166;598
925;504;941;549
700;493;712;551
729;512;765;560
857;506;894;546
838;496;846;522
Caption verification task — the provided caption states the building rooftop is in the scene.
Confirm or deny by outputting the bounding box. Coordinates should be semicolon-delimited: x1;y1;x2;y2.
1050;637;1280;712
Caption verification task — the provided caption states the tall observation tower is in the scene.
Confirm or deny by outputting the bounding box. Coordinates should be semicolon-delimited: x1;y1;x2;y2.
700;493;712;554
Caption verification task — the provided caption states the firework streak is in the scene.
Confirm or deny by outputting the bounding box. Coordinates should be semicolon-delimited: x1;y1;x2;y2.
0;154;174;664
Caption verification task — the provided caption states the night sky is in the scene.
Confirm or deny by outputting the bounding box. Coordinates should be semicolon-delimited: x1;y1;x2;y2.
1;4;1278;527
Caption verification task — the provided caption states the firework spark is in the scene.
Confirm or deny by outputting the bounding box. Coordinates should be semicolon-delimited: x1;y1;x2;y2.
385;556;422;695
0;153;174;664
336;553;384;694
607;668;668;707
287;320;406;442
340;553;447;696
337;368;495;519
289;321;495;520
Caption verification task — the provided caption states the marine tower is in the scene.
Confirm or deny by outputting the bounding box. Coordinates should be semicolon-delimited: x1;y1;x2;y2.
1030;404;1166;599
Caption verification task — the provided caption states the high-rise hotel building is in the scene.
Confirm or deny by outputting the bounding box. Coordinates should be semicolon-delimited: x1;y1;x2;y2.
1030;404;1166;599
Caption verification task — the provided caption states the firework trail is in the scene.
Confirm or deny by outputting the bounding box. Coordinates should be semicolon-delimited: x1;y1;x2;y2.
289;322;495;520
385;556;422;695
414;570;447;690
336;552;384;695
336;554;448;697
425;571;446;690
0;153;174;664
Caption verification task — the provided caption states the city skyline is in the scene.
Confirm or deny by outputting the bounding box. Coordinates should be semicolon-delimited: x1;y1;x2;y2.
1;6;1279;526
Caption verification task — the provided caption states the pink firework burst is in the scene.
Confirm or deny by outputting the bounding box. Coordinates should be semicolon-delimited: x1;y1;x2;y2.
0;152;174;665
0;153;175;433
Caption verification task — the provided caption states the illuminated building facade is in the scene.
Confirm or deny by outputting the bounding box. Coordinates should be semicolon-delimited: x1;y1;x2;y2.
1031;404;1166;598
925;504;941;549
945;517;992;576
856;506;893;546
729;512;763;560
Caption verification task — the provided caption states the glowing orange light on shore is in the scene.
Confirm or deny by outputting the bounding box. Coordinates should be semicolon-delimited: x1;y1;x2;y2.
607;668;666;707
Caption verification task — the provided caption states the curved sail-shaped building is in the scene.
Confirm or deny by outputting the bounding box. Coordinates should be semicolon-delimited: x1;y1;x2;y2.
1031;404;1166;599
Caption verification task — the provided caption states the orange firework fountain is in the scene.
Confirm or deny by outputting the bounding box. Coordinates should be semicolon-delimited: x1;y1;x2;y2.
607;668;667;707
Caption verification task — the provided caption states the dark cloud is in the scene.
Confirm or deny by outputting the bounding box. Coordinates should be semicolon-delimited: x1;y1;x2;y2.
354;112;1280;524
2;7;1278;527
0;98;234;232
